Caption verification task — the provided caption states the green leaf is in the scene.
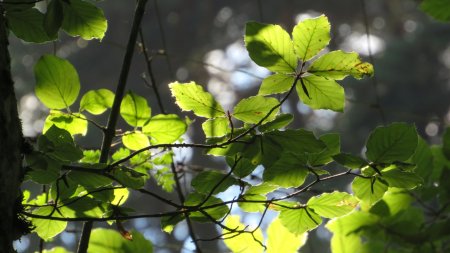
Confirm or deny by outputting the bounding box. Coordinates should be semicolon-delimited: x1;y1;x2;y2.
226;156;257;178
60;196;108;218
258;74;296;95
245;22;297;73
44;0;64;37
81;150;100;164
50;176;78;201
185;193;229;222
26;154;61;184
43;126;83;162
307;191;359;218
365;123;418;163
382;169;423;189
169;81;225;118
42;247;72;253
155;167;175;192
308;50;374;80
191;171;237;195
122;131;150;151
35;55;80;109
32;206;67;240
297;75;345;112
223;215;264;253
259;113;293;132
6;8;56;43
246;183;279;195
61;0;107;40
263;152;309;188
292;15;330;61
70;170;112;190
112;148;131;162
420;0;450;21
2;0;34;12
326;211;380;253
238;194;267;212
120;91;151;127
88;228;153;253
202;117;229;138
111;188;129;206
112;167;148;189
43;111;88;136
352;177;388;206
279;206;322;235
142;114;187;144
233;96;279;124
266;217;307;253
261;129;326;168
79;89;114;115
333;153;368;169
307;133;340;166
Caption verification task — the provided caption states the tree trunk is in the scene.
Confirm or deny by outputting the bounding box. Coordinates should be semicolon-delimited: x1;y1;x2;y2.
0;8;25;253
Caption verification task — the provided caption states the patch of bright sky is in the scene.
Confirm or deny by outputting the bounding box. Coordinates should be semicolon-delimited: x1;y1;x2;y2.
13;236;30;253
20;93;48;137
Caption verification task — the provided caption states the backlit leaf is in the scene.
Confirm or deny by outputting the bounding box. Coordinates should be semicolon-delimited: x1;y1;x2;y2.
35;55;80;109
292;15;330;61
80;89;114;115
352;177;388;206
191;171;237;195
296;75;344;112
263;152;309;188
223;215;264;253
32;206;67;240
169;81;224;118
233;96;279;124
202;117;229;138
61;0;107;40
245;22;297;73
267;217;307;253
279;206;322;235
307;191;359;218
143;114;187;144
122;131;150;151
120;91;151;127
258;74;296;95
365;123;418;163
88;228;153;253
43;111;88;136
308;50;374;80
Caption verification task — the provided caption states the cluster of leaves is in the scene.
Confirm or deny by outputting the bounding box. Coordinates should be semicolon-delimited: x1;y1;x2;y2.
5;1;449;252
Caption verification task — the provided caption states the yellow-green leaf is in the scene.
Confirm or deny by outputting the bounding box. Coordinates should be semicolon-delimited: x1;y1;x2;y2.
169;81;225;118
245;22;297;73
308;50;374;80
61;0;107;40
223;215;264;253
267;217;307;253
297;75;344;112
80;89;114;115
122;131;150;151
292;15;330;62
35;55;80;109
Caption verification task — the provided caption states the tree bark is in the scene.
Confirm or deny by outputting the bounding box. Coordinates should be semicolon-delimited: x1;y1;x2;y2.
0;8;25;253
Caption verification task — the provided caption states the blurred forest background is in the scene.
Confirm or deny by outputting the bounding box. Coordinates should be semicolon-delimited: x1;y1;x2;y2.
11;0;450;252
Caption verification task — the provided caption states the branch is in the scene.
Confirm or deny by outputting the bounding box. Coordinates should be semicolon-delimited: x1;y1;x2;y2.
77;0;149;252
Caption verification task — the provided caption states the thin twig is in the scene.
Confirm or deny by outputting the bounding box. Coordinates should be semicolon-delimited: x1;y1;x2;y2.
77;1;149;252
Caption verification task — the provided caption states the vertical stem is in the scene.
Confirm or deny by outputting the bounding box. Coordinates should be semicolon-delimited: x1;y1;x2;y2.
76;1;148;252
139;26;203;252
169;164;202;252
